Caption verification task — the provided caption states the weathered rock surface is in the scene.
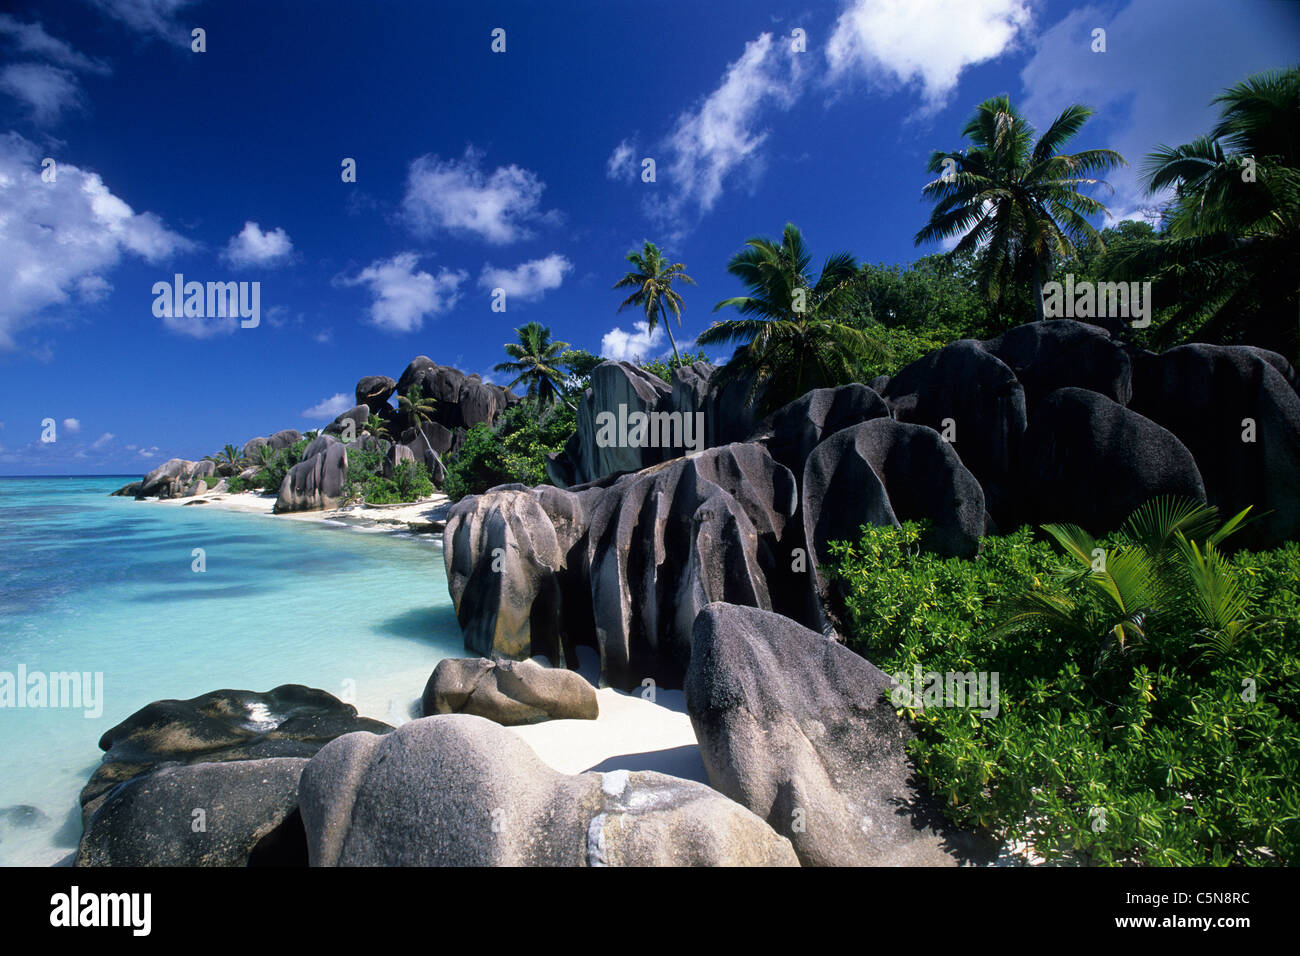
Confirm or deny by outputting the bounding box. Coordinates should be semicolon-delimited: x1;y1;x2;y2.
323;404;372;440
1129;344;1300;547
585;443;798;689
981;319;1133;409
136;458;215;499
355;375;397;412
750;383;891;478
421;657;598;725
80;684;390;822
76;758;307;867
274;441;347;513
884;340;1026;525
298;714;798;866
685;603;994;867
1021;387;1206;533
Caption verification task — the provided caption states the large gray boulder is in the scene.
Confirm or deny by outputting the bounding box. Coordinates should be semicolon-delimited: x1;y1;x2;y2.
355;375;397;412
801;418;984;631
883;340;1026;526
585;443;797;689
274;441;348;513
421;657;598;725
1021;388;1206;533
750;383;891;478
136;458;214;499
267;429;302;451
76;758;307;867
546;361;675;488
980;319;1133;409
1129;344;1300;547
323;404;371;440
685;603;994;867
298;714;797;866
444;488;567;662
80;684;389;822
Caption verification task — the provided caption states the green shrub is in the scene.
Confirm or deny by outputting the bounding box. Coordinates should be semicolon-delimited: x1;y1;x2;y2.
443;399;576;500
341;447;433;505
827;520;1300;866
201;475;222;489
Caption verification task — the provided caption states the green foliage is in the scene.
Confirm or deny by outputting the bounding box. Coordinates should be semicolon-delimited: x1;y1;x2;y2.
495;322;572;406
828;514;1300;866
443;399;576;500
200;475;222;489
342;446;434;505
613;240;697;366
259;438;309;491
640;348;712;383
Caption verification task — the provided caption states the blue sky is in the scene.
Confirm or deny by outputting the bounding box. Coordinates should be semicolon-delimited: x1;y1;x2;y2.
1;0;1296;474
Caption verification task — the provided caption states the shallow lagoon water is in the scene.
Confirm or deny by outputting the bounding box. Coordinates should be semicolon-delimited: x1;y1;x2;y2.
0;476;463;865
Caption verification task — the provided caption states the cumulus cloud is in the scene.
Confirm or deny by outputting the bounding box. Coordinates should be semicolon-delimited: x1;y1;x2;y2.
223;221;293;268
0;133;192;349
826;0;1034;113
601;320;665;362
84;0;198;45
477;253;572;303
302;393;353;420
606;139;637;181
61;418;81;434
647;32;804;233
401;147;555;244
341;252;467;333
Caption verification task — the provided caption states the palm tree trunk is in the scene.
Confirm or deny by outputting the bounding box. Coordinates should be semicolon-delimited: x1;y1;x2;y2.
660;302;682;367
1033;260;1046;322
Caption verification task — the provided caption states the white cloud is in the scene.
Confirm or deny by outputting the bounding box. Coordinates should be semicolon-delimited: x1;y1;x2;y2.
1019;0;1300;224
0;133;192;349
0;63;83;124
477;254;572;303
85;0;197;45
606;140;636;181
601;320;665;362
827;0;1034;113
302;393;353;420
138;445;158;458
62;418;81;433
401;147;554;244
91;431;114;449
223;221;293;268
0;15;110;73
648;32;804;233
341;252;467;333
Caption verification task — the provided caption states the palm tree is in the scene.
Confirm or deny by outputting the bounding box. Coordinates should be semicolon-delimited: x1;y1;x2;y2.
494;321;571;406
915;96;1126;322
204;443;244;476
697;223;886;415
1102;68;1300;357
613;241;696;366
365;414;391;441
398;385;437;436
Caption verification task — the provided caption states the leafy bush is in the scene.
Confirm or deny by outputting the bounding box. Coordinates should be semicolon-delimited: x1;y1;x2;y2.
641;349;712;383
201;475;222;489
443;399;576;500
827;514;1300;866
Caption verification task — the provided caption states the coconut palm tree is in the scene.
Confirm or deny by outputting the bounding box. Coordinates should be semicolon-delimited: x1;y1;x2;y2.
1101;68;1300;358
494;321;571;406
365;414;391;441
697;223;887;415
398;385;437;436
613;241;696;366
204;443;244;476
915;96;1126;321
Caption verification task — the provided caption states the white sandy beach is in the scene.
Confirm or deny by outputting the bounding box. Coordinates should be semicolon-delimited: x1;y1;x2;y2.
143;487;452;533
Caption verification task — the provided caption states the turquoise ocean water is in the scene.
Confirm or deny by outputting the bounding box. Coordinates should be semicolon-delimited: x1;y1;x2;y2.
0;476;463;866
